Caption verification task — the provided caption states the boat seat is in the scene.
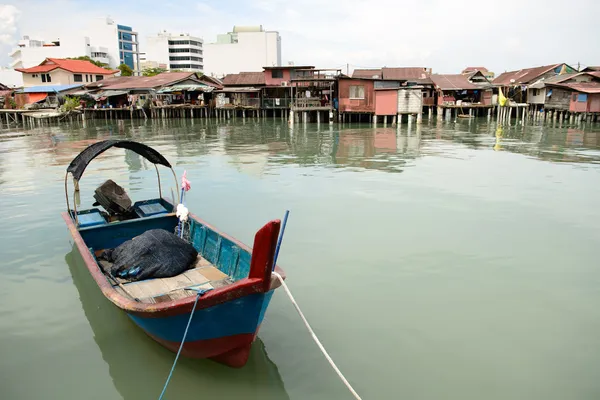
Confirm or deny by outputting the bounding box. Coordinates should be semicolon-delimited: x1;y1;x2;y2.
98;255;234;303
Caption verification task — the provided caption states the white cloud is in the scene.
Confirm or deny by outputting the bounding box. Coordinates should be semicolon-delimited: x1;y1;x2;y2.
0;4;20;45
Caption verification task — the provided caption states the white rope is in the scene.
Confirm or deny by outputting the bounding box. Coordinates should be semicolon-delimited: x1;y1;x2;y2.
272;271;362;400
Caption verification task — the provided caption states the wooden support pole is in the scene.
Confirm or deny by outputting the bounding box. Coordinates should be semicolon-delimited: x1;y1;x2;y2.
317;110;320;124
417;111;422;124
392;115;397;126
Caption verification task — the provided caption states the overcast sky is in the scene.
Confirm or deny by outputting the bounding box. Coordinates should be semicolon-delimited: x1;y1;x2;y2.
1;0;599;74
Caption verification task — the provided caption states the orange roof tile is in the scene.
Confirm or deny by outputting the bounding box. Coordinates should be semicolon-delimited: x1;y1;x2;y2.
15;58;118;75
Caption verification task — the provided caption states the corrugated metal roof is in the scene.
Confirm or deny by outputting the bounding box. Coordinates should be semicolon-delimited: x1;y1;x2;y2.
352;69;382;79
263;65;314;70
528;73;578;89
430;74;489;90
382;67;429;81
222;72;265;86
86;72;198;90
18;84;82;93
493;64;567;85
462;66;489;73
216;87;261;93
548;81;600;94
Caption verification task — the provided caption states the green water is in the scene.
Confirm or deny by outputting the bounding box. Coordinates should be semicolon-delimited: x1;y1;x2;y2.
1;118;600;400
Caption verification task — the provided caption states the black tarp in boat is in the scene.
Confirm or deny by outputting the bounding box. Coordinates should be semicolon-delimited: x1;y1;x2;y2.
101;229;198;282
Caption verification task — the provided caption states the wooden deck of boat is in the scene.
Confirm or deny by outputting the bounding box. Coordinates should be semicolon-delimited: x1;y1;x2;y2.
98;256;233;304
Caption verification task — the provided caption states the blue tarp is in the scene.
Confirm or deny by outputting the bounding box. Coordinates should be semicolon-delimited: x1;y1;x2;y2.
19;84;82;94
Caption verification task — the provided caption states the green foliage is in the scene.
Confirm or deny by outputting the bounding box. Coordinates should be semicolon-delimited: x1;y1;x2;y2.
142;67;168;77
61;96;81;113
118;63;133;76
67;56;111;70
8;97;17;109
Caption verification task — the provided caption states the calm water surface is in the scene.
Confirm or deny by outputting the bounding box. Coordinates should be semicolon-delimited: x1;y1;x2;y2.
1;118;600;400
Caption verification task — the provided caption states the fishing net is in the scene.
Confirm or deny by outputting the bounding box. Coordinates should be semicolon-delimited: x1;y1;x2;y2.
101;229;198;282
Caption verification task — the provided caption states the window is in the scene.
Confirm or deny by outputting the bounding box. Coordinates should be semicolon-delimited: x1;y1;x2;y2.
168;40;190;45
572;93;578;101
532;89;539;96
349;85;365;99
41;73;51;83
189;40;202;47
96;75;104;81
271;70;283;79
577;93;588;102
85;74;89;82
169;48;202;54
169;56;203;62
74;74;83;82
41;74;46;83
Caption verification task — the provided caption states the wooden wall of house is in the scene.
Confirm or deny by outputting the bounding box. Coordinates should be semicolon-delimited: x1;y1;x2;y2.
590;94;600;113
545;88;571;110
338;78;375;113
570;92;588;112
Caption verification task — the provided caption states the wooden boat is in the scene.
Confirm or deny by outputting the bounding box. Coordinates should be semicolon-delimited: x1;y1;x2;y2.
62;139;285;368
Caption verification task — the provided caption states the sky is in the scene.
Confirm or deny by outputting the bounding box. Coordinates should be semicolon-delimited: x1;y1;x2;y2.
1;0;599;74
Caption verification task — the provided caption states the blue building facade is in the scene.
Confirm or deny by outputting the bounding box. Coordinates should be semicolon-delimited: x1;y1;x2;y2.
117;24;136;70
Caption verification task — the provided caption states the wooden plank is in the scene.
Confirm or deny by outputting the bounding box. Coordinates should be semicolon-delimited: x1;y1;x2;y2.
198;266;229;281
183;269;210;285
160;274;194;292
124;279;170;299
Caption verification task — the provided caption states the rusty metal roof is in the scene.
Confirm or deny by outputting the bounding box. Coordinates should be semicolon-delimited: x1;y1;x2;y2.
222;72;265;86
382;67;429;81
352;69;382;79
85;72;198;90
548;81;600;94
462;66;489;73
263;65;314;70
430;73;491;90
493;64;567;85
528;73;578;89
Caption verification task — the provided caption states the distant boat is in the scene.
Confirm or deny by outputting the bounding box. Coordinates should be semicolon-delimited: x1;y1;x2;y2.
62;139;285;367
457;114;474;119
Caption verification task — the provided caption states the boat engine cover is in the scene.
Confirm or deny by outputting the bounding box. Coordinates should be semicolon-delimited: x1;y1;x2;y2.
93;179;132;215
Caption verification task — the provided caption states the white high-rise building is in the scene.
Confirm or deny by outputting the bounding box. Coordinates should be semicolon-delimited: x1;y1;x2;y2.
8;17;140;73
203;25;281;77
145;31;203;72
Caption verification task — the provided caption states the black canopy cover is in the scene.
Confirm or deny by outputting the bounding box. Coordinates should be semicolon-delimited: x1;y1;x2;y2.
67;140;172;181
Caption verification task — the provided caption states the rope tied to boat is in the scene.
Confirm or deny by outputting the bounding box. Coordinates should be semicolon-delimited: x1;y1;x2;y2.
272;211;362;400
272;271;362;400
158;286;210;400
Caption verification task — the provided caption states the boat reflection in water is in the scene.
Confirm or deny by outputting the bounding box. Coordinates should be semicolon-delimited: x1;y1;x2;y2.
65;246;290;400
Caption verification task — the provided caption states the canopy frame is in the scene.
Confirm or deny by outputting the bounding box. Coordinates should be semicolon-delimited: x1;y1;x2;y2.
64;140;180;225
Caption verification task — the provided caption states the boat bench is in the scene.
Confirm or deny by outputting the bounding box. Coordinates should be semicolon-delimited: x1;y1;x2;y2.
98;255;234;304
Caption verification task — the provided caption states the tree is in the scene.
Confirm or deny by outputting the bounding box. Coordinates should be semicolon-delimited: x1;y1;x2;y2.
142;67;168;77
67;56;111;70
118;63;133;76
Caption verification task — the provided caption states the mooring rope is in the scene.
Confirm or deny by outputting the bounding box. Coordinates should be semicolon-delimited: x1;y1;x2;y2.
158;290;202;400
272;271;362;400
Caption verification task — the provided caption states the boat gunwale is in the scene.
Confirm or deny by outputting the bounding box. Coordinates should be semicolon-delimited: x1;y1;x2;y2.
62;210;286;318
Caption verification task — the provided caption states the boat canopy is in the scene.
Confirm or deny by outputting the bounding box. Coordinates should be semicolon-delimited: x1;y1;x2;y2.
67;140;172;181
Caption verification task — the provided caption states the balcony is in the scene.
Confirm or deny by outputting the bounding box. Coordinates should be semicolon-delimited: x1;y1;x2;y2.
262;98;291;109
217;97;260;109
291;69;341;82
291;98;332;111
423;97;435;106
